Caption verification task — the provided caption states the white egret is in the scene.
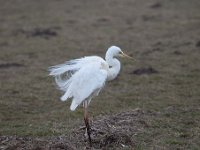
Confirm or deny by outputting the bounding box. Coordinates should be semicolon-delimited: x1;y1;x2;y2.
48;46;134;145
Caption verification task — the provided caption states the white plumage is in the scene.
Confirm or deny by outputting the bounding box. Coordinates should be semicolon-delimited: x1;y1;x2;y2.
49;46;132;111
48;46;133;145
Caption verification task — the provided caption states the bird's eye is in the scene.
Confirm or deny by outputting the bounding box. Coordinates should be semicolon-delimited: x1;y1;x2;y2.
119;51;123;55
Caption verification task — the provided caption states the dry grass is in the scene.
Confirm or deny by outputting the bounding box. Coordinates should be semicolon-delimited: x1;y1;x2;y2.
0;0;200;149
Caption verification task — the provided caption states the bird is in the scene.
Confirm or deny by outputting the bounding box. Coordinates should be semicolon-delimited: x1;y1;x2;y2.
48;46;134;146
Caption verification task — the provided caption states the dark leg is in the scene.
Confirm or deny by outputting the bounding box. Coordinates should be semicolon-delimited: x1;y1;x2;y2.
83;101;92;146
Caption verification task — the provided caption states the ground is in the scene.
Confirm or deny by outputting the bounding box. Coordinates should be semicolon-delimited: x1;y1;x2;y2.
0;0;200;149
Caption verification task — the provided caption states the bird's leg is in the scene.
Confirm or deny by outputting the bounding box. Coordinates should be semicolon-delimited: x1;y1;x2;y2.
83;101;92;146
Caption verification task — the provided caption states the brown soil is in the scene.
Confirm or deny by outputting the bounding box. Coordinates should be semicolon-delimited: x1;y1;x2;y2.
0;109;153;149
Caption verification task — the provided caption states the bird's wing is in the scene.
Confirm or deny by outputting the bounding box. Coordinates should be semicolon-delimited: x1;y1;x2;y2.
66;62;108;111
49;56;107;92
49;56;102;76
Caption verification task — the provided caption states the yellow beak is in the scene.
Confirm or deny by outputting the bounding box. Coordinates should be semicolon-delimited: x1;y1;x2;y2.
121;52;136;61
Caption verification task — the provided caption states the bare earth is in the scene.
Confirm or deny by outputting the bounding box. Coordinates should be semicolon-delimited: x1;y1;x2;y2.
0;0;200;149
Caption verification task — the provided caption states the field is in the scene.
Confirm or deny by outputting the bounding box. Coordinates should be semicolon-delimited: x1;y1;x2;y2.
0;0;200;149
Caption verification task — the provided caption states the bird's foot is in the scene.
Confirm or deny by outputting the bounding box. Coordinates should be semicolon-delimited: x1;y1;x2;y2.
84;127;92;147
84;127;91;138
78;126;86;131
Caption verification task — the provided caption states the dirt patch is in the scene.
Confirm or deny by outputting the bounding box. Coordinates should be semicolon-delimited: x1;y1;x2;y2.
150;2;162;9
196;41;200;47
73;109;148;149
131;67;158;75
173;51;182;55
0;63;24;69
13;27;60;39
0;109;153;149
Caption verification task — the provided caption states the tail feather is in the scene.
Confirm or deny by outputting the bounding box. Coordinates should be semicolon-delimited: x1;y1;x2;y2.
70;100;78;111
49;64;78;76
48;56;104;109
55;76;72;92
60;90;72;101
48;60;80;92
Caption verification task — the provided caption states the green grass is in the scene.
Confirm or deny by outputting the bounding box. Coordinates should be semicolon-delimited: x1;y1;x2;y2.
0;0;200;149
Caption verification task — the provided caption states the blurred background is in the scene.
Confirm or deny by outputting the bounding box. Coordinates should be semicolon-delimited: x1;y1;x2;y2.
0;0;200;149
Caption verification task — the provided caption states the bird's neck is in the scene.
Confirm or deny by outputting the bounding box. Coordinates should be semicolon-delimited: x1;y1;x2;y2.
105;56;121;81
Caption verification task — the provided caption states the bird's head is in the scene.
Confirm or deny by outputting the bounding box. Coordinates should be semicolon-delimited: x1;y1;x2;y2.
106;46;134;60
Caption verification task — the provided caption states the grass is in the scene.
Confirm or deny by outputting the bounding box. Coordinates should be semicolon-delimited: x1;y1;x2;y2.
0;0;200;149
